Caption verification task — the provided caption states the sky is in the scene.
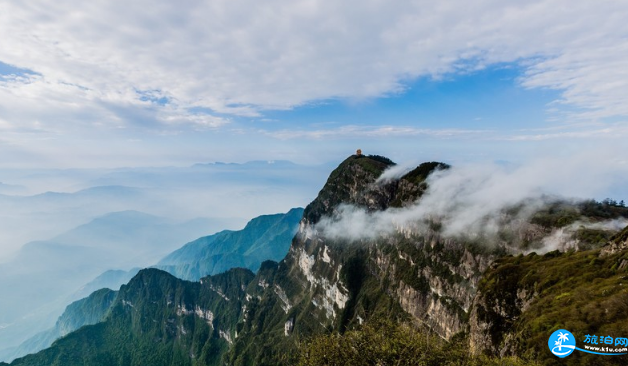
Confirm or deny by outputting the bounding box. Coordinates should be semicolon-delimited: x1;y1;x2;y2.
1;0;628;171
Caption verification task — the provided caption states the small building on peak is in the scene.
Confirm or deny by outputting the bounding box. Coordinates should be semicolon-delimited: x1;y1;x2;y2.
356;149;362;156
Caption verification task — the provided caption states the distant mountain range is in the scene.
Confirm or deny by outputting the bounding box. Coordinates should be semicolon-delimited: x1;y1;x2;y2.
4;155;628;365
0;182;26;194
71;269;141;302
0;160;330;262
0;211;218;354
156;208;304;281
0;208;303;362
0;289;117;363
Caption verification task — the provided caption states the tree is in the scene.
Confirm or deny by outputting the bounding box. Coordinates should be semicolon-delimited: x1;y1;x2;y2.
296;319;540;366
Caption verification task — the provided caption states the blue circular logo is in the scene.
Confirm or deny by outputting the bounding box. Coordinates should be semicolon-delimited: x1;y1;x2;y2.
548;329;576;358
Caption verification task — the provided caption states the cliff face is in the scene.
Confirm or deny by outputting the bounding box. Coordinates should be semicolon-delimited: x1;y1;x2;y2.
285;157;473;337
265;156;549;343
226;156;501;365
372;238;495;338
230;155;628;365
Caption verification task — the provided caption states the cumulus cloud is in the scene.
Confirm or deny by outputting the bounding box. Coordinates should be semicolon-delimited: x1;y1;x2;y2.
0;0;627;136
315;150;628;243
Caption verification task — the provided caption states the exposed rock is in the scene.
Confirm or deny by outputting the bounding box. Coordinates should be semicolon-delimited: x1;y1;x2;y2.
600;225;628;257
284;318;294;336
468;280;537;356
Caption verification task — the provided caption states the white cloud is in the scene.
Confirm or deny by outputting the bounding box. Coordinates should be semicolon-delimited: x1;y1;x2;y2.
507;123;628;141
376;162;423;182
0;0;627;137
315;148;628;242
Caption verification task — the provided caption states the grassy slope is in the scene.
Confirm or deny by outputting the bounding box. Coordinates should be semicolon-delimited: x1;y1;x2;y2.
477;233;628;365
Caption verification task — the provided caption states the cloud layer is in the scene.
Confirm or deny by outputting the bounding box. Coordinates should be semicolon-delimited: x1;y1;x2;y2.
1;0;627;136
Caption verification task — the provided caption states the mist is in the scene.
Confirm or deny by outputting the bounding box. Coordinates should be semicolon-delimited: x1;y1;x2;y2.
0;160;328;353
539;218;628;252
315;151;628;243
0;161;330;260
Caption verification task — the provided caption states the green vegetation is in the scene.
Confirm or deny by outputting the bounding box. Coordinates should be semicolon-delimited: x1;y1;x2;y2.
157;208;303;281
611;225;628;244
578;199;628;220
224;240;409;366
401;162;450;186
10;268;254;366
390;162;450;207
476;246;628;365
530;199;628;229
575;227;615;250
304;155;394;223
530;202;581;228
297;319;539;366
354;155;395;175
2;288;118;362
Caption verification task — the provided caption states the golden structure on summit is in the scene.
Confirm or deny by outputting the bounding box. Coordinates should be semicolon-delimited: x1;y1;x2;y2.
356;149;362;156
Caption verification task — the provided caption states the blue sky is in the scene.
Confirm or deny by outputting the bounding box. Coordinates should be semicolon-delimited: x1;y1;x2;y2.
0;0;627;171
258;65;556;131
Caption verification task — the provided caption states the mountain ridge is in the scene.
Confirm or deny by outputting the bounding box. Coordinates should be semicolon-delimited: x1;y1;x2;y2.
155;208;304;281
1;208;302;363
0;210;215;357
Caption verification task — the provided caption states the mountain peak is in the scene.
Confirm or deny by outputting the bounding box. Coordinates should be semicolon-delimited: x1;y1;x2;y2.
303;155;395;224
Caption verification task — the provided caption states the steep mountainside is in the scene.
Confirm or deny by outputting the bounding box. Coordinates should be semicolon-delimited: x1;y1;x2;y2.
470;226;628;365
224;156;505;364
156;208;303;281
4;208;302;363
7;154;628;366
8;269;252;366
0;210;214;355
2;289;117;363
